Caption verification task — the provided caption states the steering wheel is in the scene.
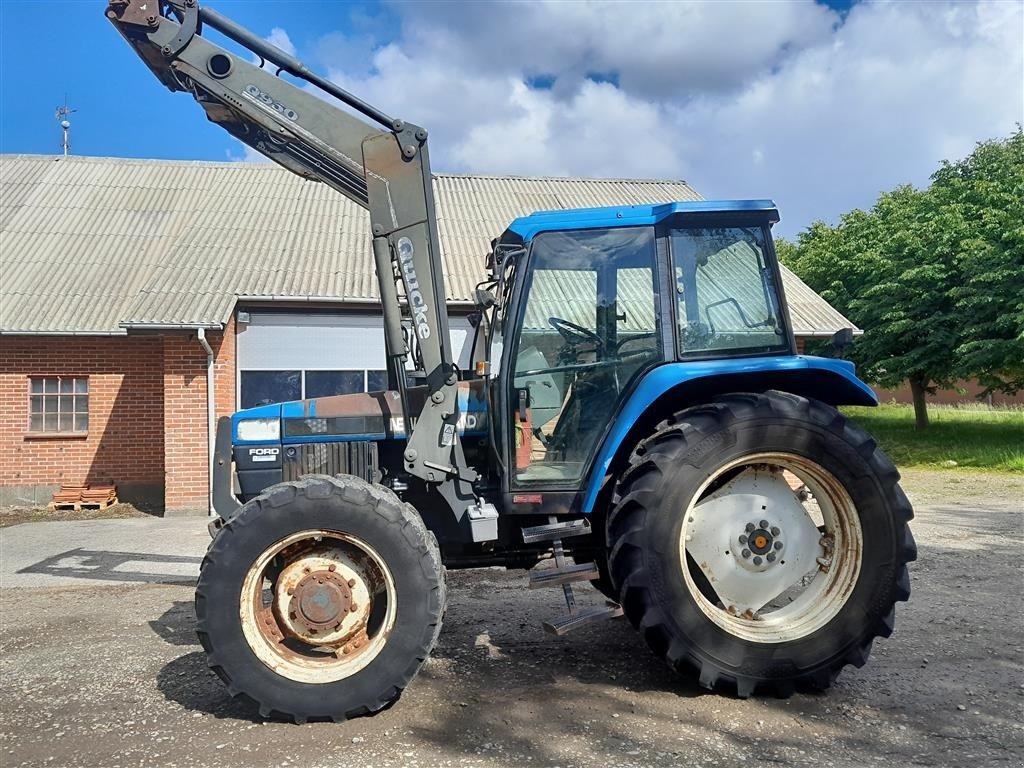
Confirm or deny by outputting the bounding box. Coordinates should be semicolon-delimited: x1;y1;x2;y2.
548;316;601;347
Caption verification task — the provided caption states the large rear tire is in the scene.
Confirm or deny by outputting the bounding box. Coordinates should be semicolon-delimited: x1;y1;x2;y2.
195;475;444;722
606;392;916;697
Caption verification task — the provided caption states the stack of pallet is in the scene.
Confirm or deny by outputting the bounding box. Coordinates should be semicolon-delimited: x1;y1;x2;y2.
50;484;118;510
51;484;88;508
81;485;118;509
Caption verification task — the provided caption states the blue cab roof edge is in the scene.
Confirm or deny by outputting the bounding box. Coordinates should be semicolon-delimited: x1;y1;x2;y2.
507;199;779;242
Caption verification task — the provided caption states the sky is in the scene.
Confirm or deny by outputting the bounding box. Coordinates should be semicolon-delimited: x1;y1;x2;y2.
0;0;1021;238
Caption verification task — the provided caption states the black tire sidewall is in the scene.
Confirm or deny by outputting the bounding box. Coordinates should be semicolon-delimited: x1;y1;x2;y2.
197;482;442;718
641;413;901;679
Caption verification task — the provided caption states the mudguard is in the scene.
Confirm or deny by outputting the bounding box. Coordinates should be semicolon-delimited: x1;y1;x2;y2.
580;355;877;513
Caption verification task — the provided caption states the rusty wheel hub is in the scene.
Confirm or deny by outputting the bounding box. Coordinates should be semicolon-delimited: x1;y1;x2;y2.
241;530;398;684
272;548;369;645
290;570;354;633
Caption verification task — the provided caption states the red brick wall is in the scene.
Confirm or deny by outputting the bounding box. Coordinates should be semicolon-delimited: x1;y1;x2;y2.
161;321;236;515
215;316;236;417
0;336;165;505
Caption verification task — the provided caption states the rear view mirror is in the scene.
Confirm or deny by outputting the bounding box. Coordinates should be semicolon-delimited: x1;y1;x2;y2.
831;328;854;358
473;288;497;310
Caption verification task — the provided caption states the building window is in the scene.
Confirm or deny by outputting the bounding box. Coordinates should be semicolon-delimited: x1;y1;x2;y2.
305;370;364;399
29;377;88;433
366;370;389;391
240;371;302;409
239;370;389;409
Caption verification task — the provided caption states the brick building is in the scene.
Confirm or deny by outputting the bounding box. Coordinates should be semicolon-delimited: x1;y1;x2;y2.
1;155;857;515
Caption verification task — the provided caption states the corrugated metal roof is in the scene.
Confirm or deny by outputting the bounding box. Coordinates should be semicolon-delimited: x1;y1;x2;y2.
0;154;856;336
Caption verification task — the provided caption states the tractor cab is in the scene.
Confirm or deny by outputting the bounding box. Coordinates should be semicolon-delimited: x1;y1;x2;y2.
486;201;793;505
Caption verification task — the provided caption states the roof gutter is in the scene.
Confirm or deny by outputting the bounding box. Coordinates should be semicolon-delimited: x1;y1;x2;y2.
120;322;224;331
0;330;127;336
235;295;475;307
792;329;865;338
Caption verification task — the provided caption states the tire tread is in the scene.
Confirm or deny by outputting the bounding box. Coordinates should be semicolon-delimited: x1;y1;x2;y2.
195;474;445;723
606;391;915;698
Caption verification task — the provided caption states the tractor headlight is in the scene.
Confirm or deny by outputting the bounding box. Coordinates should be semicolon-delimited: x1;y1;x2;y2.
236;417;280;442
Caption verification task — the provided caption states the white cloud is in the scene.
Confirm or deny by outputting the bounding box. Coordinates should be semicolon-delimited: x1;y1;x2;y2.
394;0;840;99
233;1;1023;236
453;80;681;179
264;27;296;58
672;0;1024;233
226;143;269;163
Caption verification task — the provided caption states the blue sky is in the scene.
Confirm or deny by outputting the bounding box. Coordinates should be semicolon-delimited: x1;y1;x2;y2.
0;1;397;161
1;0;1020;237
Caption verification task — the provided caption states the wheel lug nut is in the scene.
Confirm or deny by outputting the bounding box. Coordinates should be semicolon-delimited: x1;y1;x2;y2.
770;526;780;536
328;564;337;572
774;541;784;551
348;579;356;588
738;535;747;545
741;549;751;559
753;556;763;566
767;552;776;563
759;519;769;529
350;603;358;612
745;523;755;533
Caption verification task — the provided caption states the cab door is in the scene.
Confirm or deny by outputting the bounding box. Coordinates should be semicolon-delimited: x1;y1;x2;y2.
504;226;664;489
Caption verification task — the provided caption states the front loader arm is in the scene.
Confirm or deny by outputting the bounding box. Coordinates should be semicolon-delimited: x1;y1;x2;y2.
108;0;383;204
107;0;491;539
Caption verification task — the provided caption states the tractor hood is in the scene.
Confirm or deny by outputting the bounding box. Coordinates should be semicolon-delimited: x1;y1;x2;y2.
232;380;489;445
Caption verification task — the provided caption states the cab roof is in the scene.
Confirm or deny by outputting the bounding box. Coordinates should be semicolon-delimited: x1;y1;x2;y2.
506;199;779;242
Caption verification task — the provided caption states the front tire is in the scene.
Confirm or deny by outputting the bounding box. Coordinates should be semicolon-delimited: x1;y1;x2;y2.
195;475;445;722
606;392;916;697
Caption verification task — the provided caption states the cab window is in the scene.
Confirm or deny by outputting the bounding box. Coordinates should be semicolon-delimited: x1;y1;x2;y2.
510;227;661;484
671;226;787;357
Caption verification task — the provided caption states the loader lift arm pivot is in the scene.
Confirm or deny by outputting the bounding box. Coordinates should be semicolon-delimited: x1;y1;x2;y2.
107;0;492;538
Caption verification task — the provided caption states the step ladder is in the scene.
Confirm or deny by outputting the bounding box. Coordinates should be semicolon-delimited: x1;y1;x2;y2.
521;516;623;636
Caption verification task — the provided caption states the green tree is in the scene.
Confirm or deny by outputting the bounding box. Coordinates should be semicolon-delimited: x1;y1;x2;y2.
782;188;958;429
778;128;1024;430
930;129;1024;393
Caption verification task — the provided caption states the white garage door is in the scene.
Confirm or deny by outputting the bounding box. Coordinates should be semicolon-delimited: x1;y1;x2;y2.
237;311;475;409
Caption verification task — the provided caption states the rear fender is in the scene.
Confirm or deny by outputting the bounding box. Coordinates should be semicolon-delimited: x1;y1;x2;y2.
580;355;876;513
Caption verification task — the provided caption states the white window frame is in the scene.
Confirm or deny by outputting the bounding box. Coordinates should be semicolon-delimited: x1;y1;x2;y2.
28;376;89;435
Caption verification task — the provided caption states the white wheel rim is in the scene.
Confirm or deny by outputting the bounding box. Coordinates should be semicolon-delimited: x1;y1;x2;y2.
679;452;862;643
240;529;397;684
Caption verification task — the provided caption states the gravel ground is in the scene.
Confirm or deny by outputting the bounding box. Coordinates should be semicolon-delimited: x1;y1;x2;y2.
0;503;151;528
1;470;1022;768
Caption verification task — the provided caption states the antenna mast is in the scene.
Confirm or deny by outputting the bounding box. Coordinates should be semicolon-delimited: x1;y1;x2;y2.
54;96;76;157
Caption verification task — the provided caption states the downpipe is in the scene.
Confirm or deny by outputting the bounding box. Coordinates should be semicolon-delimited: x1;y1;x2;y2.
197;328;216;517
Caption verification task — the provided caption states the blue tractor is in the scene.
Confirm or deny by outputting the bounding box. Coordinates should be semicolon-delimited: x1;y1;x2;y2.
110;0;915;723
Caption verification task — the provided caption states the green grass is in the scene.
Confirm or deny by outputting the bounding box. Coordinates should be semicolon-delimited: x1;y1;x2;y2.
841;404;1024;473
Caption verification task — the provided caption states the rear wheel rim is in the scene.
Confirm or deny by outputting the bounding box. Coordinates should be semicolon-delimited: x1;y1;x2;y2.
240;529;397;683
679;452;863;643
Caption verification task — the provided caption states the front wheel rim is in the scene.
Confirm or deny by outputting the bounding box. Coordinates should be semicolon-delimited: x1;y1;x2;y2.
679;452;863;643
239;529;397;684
